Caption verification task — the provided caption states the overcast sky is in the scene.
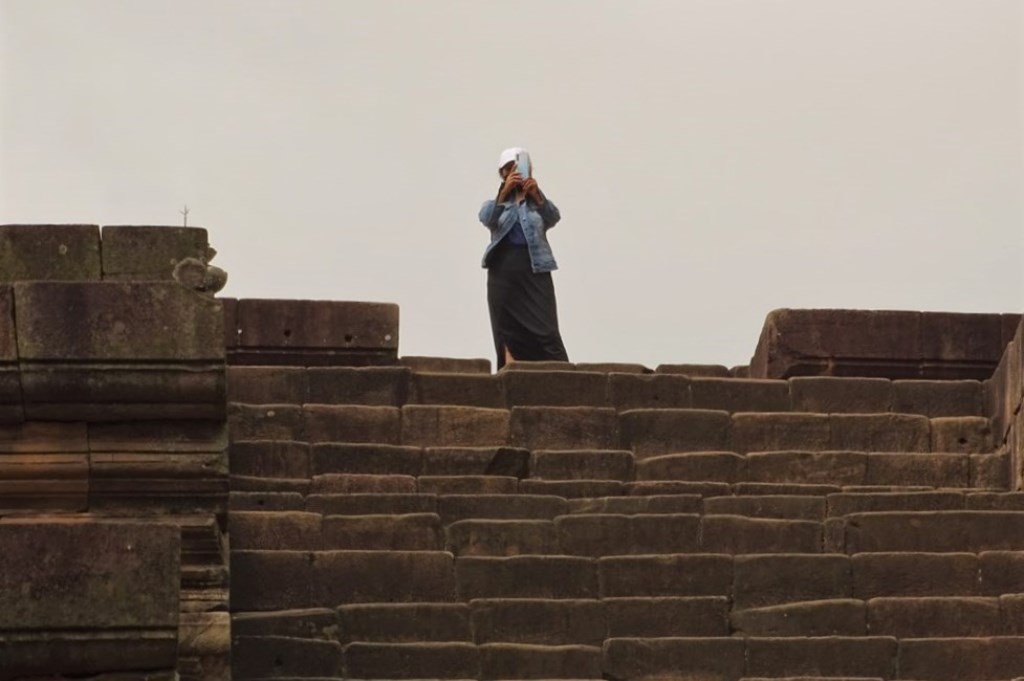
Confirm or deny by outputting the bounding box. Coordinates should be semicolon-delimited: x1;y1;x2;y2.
2;1;1022;368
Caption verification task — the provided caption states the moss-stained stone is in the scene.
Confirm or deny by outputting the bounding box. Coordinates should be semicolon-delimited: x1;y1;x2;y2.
0;224;102;282
13;282;224;361
100;225;210;280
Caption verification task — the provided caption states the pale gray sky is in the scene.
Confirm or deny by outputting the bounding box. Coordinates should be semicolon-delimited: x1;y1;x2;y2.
2;1;1022;368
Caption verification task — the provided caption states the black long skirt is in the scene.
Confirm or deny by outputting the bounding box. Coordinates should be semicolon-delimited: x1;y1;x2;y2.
486;240;569;370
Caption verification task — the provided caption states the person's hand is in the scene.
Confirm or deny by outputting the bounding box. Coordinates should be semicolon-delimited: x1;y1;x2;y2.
498;171;523;201
522;177;543;203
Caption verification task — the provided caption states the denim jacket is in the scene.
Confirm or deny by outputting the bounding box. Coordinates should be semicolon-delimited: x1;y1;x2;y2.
478;194;561;273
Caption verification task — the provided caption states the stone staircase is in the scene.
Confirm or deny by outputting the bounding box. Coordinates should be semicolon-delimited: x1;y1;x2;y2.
226;364;1024;681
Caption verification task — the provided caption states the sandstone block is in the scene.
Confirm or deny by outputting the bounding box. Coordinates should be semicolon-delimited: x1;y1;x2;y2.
421;446;529;477
342;642;479;679
232;475;309;495
230;491;305;511
306;366;410;405
556;513;701;556
400;355;491;373
311;442;421;476
446;519;558;556
0;520;180;629
701;515;822;554
228;404;303;442
305;492;434;516
503;369;609;407
604;596;729;637
310;473;416;494
456;556;598;599
411;372;505;407
229;511;322;551
531;449;634;481
337;603;471;643
921;311;1007;363
893;379;983;416
100;225;210;280
568;494;703;515
303;404;400;444
602;637;745;681
609;373;692;411
439;494;566;523
1001;594;1024;634
510;406;619;450
232;636;341;678
966;492;1024;510
0;287;13;361
235;298;398;352
865;452;969;487
851;552;980;597
703;495;825;520
0;224;101;282
0;423;80;456
598;554;733;597
931;415;993;453
402;405;510;447
655;363;731;377
731;599;866;636
0;453;88;512
733;554;850;609
979;551;1024;596
470;599;606;645
578;361;650;373
897;637;1024;681
629;480;731;496
843;511;1024;553
478;642;602;679
690;377;790;413
789;376;892;413
417;475;518;494
746;450;866;485
621;409;731;457
734;481;841;496
829;413;930;452
750;308;922;379
228;366;308;404
866;596;1002;636
322;513;442;551
636;451;745;483
826;491;964;517
88;451;228;513
312;550;457;605
14;281;223;360
732;413;830;453
231;608;339;640
745;636;897;679
230;440;310;479
972;453;1011;489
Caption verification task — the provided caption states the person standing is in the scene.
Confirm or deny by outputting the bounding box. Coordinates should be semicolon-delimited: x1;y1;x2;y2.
478;147;569;370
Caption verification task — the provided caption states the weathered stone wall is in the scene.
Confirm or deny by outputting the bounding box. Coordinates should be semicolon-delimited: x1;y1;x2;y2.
986;316;1024;490
0;225;229;680
223;297;399;367
750;309;1020;380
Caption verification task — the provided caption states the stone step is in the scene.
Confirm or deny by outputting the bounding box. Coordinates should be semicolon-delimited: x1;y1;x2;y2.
702;495;825;520
604;596;730;637
306;493;437;516
455;556;599;600
231;370;985;417
894;636;1024;681
566;495;703;515
598;554;733;598
323;513;443;551
231;608;339;640
529;449;634;481
477;642;603;679
730;598;866;636
232;636;342;679
603;636;899;680
230;490;305;511
446;519;559;557
342;642;480;679
832;511;1024;553
519;479;625;498
436;494;566;524
232;551;458;610
469;599;606;645
337;603;472;643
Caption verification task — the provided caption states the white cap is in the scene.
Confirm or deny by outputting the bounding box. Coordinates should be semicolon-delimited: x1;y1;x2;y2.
498;147;525;168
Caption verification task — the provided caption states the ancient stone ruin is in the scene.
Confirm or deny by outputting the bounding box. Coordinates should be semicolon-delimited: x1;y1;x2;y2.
1;223;1022;681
